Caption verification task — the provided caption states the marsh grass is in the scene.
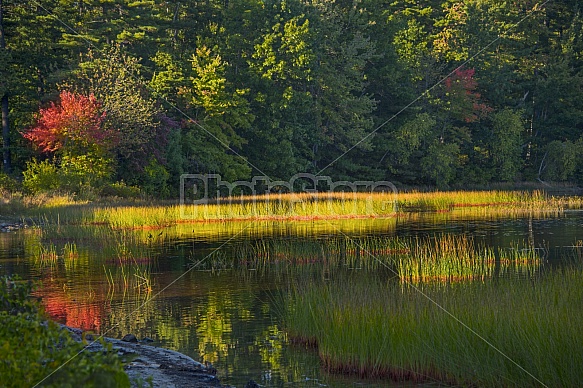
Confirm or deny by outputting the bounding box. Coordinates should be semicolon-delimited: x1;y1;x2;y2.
397;236;543;283
199;236;402;272
29;222;156;264
132;263;153;294
397;235;496;283
498;241;544;278
563;239;583;265
34;242;59;266
284;267;583;386
176;190;566;223
202;234;541;284
105;232;154;294
24;225;156;298
62;242;78;260
104;260;153;295
5;190;578;228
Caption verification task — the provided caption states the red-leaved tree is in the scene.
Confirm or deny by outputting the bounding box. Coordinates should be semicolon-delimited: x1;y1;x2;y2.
23;91;114;154
22;91;120;192
444;67;492;123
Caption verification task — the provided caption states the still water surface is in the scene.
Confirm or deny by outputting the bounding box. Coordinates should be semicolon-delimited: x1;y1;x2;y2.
1;212;583;387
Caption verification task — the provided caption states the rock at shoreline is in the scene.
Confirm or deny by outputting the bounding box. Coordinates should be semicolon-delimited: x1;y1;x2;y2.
0;221;26;233
61;325;225;387
122;333;138;343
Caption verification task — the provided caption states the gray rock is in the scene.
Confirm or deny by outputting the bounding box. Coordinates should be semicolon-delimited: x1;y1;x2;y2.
58;324;224;387
122;334;138;343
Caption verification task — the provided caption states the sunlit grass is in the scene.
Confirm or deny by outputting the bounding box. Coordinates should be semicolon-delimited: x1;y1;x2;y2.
397;235;496;283
62;242;78;260
498;241;544;278
199;234;542;284
5;190;580;229
34;242;59;266
397;236;543;283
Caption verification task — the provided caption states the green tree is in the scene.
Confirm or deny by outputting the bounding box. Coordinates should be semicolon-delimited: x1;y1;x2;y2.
307;1;378;179
539;140;580;182
246;6;315;178
74;46;165;183
490;108;524;182
0;0;11;173
0;1;77;174
57;0;161;58
180;45;253;181
421;140;460;188
379;113;435;183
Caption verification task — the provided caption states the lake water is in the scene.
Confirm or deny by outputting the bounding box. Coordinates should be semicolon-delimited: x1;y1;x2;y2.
1;211;583;387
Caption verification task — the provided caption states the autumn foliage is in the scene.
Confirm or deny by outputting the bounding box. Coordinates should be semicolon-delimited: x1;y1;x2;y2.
21;91;118;192
444;67;492;123
23;91;114;154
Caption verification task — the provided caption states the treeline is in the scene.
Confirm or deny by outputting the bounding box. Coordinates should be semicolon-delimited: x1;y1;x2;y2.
1;0;582;197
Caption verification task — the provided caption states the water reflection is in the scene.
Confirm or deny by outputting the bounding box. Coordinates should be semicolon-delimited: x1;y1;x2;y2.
1;212;583;387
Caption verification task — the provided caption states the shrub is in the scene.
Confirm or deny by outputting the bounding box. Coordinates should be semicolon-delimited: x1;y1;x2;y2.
59;153;113;190
141;158;170;198
0;276;39;315
99;181;142;199
22;159;61;194
0;172;21;193
22;154;114;195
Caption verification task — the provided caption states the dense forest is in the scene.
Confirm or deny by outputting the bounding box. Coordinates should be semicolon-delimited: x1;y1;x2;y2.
1;0;582;197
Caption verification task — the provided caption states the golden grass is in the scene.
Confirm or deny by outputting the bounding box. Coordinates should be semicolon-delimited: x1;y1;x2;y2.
4;190;581;229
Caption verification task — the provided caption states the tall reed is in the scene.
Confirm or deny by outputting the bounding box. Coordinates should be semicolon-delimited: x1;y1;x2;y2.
203;234;541;284
498;241;543;278
104;260;153;295
397;234;495;283
33;242;59;266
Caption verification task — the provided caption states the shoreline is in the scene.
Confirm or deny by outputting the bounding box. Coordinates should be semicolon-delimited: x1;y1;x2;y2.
60;325;227;388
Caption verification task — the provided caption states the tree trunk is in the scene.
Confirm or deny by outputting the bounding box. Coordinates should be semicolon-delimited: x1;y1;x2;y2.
0;0;11;173
1;95;9;173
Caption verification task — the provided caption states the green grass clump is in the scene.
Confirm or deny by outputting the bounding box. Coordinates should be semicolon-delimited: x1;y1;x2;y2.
34;242;60;266
397;234;494;283
395;190;546;211
396;235;542;283
284;268;583;386
498;241;543;277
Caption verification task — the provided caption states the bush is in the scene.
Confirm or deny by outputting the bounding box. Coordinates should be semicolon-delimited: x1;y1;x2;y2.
0;276;38;315
0;276;130;387
59;153;113;190
141;158;170;198
0;172;21;193
22;159;61;194
99;181;142;199
22;154;115;195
